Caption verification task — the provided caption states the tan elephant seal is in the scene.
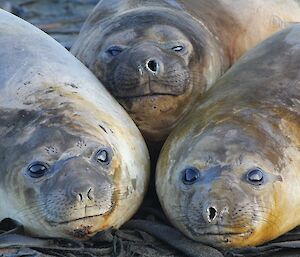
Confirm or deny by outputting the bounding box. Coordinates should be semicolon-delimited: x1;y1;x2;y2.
0;9;149;240
71;0;300;142
156;25;300;248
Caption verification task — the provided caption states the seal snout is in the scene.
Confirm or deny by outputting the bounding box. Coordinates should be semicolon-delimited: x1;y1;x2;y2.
109;43;189;98
72;185;95;202
42;157;116;225
66;175;114;216
203;201;230;225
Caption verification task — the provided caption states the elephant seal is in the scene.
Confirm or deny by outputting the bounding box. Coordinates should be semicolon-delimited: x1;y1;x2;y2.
156;25;300;248
71;0;300;142
0;10;149;239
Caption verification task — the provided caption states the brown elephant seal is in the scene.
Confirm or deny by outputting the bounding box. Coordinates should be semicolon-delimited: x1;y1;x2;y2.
71;0;300;142
156;24;300;248
0;10;149;239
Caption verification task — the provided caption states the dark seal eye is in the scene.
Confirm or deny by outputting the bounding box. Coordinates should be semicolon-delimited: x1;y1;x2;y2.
172;45;184;52
106;46;123;56
27;162;49;178
96;149;111;165
182;167;200;185
246;168;264;185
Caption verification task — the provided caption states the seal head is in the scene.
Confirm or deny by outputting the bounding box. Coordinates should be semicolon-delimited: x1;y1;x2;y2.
157;121;288;248
0;108;135;239
72;4;224;141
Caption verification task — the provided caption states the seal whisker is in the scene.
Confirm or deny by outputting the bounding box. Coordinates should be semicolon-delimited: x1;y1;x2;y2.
15;203;48;222
253;215;280;232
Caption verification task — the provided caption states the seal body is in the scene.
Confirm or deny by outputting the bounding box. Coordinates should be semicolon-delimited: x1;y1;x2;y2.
156;25;300;248
0;10;149;239
71;0;300;142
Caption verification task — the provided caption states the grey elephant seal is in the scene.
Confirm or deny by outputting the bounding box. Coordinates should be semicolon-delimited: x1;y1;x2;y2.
0;9;149;239
156;25;300;248
71;0;300;142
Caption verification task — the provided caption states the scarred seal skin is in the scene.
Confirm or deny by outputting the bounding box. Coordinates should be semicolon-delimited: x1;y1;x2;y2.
0;10;149;240
71;0;300;142
156;25;300;248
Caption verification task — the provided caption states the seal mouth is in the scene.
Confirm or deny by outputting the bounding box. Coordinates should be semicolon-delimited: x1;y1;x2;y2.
49;214;104;226
205;231;252;237
191;229;253;239
114;77;188;99
117;92;179;99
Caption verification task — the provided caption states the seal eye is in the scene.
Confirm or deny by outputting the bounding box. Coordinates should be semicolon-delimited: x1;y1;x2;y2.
107;46;123;57
247;168;264;184
27;162;49;178
172;45;184;52
96;149;111;165
182;167;200;185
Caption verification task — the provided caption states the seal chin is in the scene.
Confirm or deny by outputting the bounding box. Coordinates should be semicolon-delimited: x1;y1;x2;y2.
49;215;111;239
119;93;191;141
187;222;254;237
188;227;254;248
71;225;97;239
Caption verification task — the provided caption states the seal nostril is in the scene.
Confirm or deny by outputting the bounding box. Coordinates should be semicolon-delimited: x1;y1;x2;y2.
77;193;83;202
208;207;217;222
73;186;94;202
146;59;158;73
87;187;94;200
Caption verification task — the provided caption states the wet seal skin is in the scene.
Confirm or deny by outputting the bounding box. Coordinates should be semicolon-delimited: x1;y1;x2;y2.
0;10;149;240
156;25;300;249
72;0;300;143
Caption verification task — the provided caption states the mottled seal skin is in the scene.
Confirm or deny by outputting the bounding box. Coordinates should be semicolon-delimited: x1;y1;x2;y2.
156;25;300;248
0;10;149;239
71;0;300;142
